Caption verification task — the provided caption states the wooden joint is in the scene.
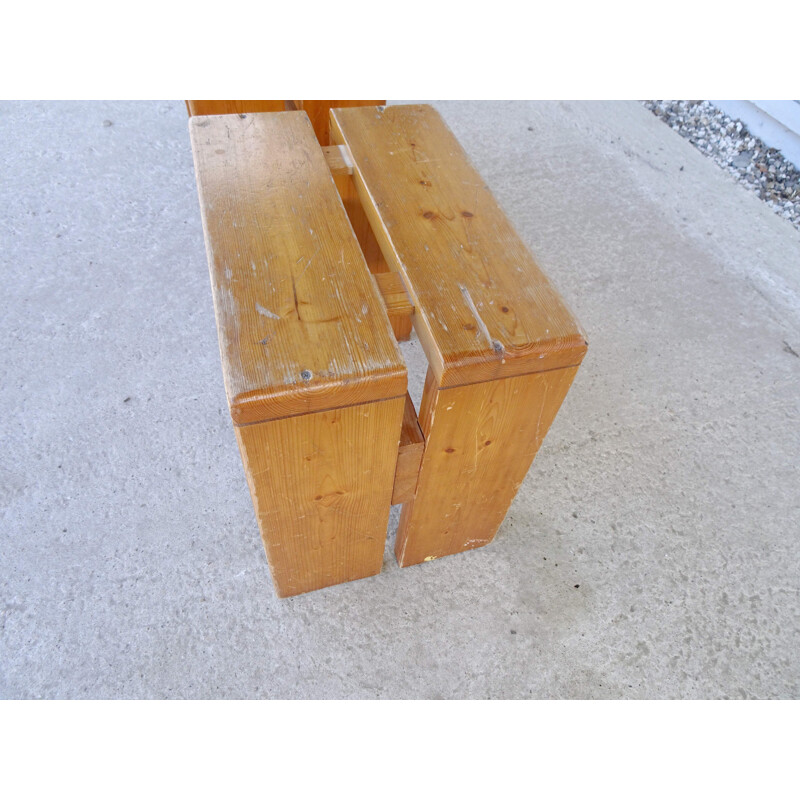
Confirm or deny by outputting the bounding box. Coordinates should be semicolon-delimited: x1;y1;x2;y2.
392;394;424;505
373;271;414;341
322;144;354;176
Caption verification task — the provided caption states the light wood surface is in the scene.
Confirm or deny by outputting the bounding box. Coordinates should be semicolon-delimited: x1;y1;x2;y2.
330;104;588;387
186;100;287;117
374;272;413;341
391;393;425;505
190;111;406;425
237;396;405;596
322;144;353;177
395;366;579;566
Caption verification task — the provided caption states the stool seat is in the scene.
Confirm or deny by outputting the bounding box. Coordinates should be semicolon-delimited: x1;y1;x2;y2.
190;103;587;595
331;104;587;387
190;111;406;425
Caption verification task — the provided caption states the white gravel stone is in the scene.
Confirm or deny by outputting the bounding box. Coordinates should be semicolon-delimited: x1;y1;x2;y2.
644;100;799;231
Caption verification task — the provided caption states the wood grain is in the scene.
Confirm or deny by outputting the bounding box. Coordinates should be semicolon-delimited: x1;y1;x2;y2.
330;104;588;387
391;393;425;505
186;100;287;117
395;366;579;566
374;272;413;341
332;171;390;274
296;100;385;146
322;144;353;177
236;396;405;596
190;111;406;424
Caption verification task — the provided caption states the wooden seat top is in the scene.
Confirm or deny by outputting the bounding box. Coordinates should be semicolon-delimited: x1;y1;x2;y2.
331;104;587;387
190;111;406;425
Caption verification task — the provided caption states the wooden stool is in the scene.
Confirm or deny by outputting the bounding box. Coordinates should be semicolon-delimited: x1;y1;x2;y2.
190;105;587;597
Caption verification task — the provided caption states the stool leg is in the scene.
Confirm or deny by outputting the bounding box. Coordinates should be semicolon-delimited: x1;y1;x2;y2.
236;396;404;597
395;367;579;568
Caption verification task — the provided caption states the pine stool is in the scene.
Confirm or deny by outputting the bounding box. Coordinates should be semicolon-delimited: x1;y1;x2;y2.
190;104;587;597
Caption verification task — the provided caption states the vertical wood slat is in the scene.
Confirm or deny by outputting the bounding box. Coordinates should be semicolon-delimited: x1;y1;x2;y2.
395;367;579;567
236;397;404;597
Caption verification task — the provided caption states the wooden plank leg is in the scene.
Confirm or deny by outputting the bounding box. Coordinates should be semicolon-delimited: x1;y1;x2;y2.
395;366;579;568
236;396;404;597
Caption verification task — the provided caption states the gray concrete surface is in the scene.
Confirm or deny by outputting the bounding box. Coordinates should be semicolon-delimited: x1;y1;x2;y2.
1;101;799;699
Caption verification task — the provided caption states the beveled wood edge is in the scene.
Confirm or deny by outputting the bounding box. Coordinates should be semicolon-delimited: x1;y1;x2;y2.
372;272;414;316
437;336;588;387
230;366;407;426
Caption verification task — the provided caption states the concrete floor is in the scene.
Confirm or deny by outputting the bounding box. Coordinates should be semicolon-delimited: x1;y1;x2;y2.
1;101;798;699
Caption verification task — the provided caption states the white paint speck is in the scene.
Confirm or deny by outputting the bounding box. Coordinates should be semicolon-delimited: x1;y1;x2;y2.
255;302;279;319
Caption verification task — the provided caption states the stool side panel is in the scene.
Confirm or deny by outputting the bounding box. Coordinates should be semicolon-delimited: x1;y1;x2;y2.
190;111;405;424
235;396;405;597
395;366;579;567
331;104;587;385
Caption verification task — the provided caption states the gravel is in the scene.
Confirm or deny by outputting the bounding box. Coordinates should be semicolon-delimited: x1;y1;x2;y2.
643;100;800;232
